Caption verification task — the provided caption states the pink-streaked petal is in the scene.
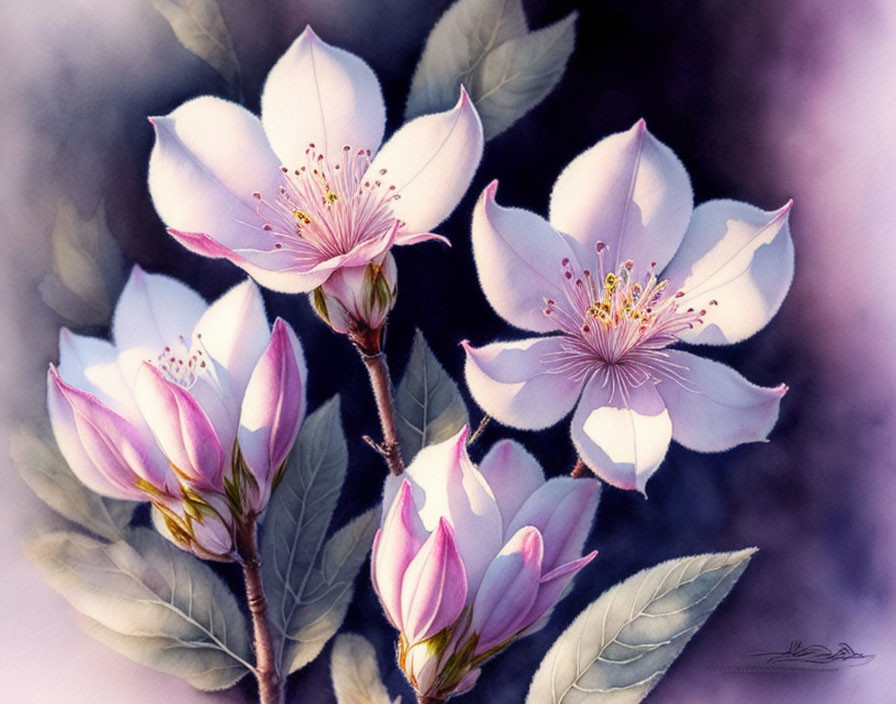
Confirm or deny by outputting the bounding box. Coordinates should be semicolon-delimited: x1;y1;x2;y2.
237;318;307;512
462;337;584;430
471;526;543;653
400;518;468;644
193;279;270;398
571;376;672;494
393;231;451;247
451;669;481;698
477;439;545;531
367;87;484;235
167;229;333;294
663;199;795;345
260;26;386;166
148;96;283;251
135;363;225;492
399;428;503;595
47;366;168;500
504;477;600;570
523;551;597;632
472;180;576;333
549;120;693;273
372;481;430;631
656;350;787;452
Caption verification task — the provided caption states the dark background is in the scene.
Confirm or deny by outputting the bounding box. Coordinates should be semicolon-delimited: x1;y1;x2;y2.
2;1;894;702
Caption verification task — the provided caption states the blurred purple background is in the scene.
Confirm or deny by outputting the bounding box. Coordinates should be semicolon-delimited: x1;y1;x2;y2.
2;0;895;702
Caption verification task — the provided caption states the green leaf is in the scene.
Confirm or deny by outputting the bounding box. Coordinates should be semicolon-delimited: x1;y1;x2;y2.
261;398;377;675
394;330;469;463
10;425;135;542
152;0;242;98
26;528;253;691
331;633;398;704
406;0;577;139
38;200;125;328
526;549;757;704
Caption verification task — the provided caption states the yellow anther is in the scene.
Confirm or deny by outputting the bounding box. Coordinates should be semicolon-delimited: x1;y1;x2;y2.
326;190;339;205
604;272;618;293
293;209;312;225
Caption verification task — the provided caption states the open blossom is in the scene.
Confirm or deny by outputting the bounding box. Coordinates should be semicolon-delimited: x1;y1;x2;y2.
47;266;306;560
464;120;794;493
372;429;599;700
147;25;484;320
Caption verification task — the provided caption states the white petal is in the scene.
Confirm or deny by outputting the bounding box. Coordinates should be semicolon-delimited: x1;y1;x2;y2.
549;120;693;273
656;350;787;452
193;279;270;398
148;96;283;250
260;26;386;165
477;439;545;531
571;377;672;493
471;181;576;332
463;337;583;430
662;199;795;345
367;87;483;235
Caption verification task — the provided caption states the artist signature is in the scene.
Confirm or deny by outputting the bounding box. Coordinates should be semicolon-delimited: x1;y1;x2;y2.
750;640;875;667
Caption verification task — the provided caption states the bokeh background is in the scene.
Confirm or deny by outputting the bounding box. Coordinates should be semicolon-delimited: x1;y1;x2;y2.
2;0;895;702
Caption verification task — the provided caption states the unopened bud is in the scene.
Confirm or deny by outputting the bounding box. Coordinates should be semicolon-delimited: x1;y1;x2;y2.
311;254;398;335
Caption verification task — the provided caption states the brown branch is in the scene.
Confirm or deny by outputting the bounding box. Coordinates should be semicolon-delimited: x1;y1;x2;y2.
571;456;588;478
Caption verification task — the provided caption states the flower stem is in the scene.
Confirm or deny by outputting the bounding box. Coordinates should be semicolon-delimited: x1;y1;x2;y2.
351;326;405;475
571;456;588;478
417;696;444;704
236;520;282;704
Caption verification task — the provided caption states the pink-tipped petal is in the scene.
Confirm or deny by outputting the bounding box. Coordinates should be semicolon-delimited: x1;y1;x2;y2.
523;550;597;632
549;120;693;273
372;480;430;631
451;669;482;697
148;97;283;252
504;477;600;570
656;350;787;452
135;363;225;492
471;181;577;332
571;376;672;493
260;26;386;166
392;231;451;247
367;87;484;235
237;318;307;511
662;199;795;345
400;518;468;644
471;526;544;653
477;439;545;530
47;366;167;500
462;337;584;430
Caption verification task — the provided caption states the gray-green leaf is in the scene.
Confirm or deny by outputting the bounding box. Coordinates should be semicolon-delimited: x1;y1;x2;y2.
261;398;377;676
38;200;125;327
526;549;757;704
153;0;242;98
26;528;253;691
406;0;577;139
11;425;135;542
331;633;398;704
394;330;469;463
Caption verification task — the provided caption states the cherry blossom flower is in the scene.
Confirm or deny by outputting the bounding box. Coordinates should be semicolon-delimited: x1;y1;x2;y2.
47;266;306;559
464;120;793;493
147;26;484;300
372;429;599;700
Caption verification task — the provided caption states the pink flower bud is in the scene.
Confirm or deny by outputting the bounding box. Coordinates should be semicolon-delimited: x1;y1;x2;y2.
311;253;397;334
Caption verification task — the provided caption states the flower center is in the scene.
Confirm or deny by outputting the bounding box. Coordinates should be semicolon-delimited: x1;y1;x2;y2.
542;242;711;394
151;334;211;390
250;144;401;260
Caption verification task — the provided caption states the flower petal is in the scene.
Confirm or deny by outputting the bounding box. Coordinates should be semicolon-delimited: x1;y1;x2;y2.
477;439;545;531
148;96;283;251
135;363;225;492
372;481;430;631
656;350;787;452
237;318;307;512
523;551;597;633
47;366;168;499
462;337;583;430
367;86;483;235
471;180;577;332
662;199;795;345
400;518;468;644
503;477;600;570
260;26;386;166
549;120;693;273
571;376;672;493
471;526;543;653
